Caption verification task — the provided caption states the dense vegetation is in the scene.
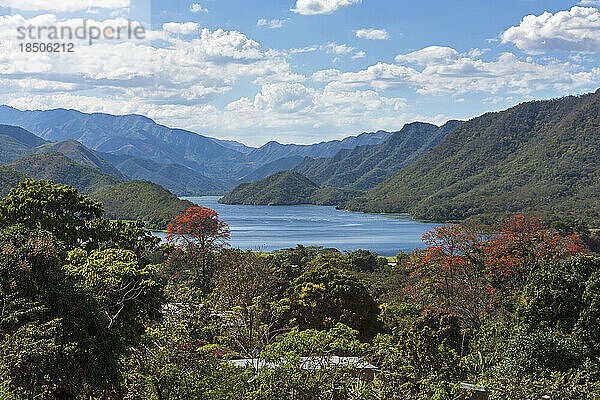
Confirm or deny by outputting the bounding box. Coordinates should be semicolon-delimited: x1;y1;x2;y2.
7;152;121;194
92;180;195;229
0;166;27;197
2;180;600;399
220;170;321;205
295;121;461;191
346;90;600;225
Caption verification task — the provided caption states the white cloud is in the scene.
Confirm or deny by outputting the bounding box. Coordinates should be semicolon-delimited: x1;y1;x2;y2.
578;0;600;5
352;50;366;59
190;3;208;13
257;18;286;29
355;28;389;40
501;6;600;53
323;42;354;55
291;0;361;15
0;0;130;12
395;46;458;65
163;22;198;35
315;47;600;95
289;45;318;54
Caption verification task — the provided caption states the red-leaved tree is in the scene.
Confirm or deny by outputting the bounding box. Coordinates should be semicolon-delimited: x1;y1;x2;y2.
406;215;583;329
166;207;230;291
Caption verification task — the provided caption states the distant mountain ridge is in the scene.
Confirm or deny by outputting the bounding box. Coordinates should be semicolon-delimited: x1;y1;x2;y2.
35;139;128;180
245;130;392;165
240;156;305;183
0;106;247;181
102;155;226;196
0;124;47;164
0;106;394;181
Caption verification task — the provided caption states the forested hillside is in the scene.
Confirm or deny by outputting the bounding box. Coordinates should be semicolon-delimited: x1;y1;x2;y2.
220;170;320;205
346;90;600;225
92;180;195;229
0;124;46;164
35;139;127;180
7;152;121;194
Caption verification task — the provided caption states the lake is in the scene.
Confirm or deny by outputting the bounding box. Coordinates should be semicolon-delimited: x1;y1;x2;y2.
154;196;438;257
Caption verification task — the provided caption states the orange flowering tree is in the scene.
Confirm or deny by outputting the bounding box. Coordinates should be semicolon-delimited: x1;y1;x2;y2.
166;207;230;291
407;215;583;329
484;214;583;288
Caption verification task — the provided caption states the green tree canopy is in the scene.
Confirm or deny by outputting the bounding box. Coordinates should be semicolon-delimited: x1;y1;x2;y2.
285;265;380;341
0;179;103;248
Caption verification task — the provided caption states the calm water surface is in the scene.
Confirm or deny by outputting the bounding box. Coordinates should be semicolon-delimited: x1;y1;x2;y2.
155;196;438;256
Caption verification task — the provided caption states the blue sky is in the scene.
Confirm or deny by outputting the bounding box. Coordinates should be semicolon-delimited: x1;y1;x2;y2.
1;0;599;146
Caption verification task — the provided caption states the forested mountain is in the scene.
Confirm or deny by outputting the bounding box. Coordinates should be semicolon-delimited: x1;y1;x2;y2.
35;139;127;180
92;181;195;229
245;130;391;165
0;124;46;164
220;170;320;205
104;155;227;196
346;90;600;225
295;121;461;191
0;123;227;196
0;166;27;197
240;156;304;183
7;152;121;195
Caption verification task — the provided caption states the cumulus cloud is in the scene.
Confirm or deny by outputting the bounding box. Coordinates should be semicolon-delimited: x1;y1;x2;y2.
395;46;458;65
257;18;286;29
0;0;130;12
355;28;389;40
315;47;600;95
190;3;208;13
323;42;354;55
163;22;198;35
352;50;366;59
501;6;600;53
291;0;361;15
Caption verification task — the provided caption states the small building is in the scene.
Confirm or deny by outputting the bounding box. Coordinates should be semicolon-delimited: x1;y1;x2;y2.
228;356;379;382
458;383;488;400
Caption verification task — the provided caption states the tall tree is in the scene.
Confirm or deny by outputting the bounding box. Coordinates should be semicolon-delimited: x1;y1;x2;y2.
166;207;230;292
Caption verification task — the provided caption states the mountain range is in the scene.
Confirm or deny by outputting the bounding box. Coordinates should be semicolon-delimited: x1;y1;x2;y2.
0;106;392;185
